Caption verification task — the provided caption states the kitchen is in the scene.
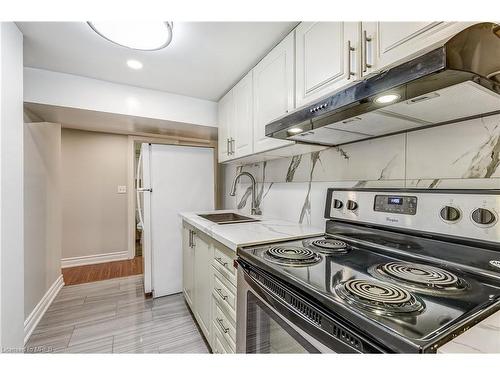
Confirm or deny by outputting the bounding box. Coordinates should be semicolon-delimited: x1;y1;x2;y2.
0;0;499;373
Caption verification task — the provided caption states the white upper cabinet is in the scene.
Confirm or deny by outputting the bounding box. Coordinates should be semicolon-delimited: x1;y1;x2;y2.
232;71;254;158
217;72;253;161
217;90;234;162
253;32;295;153
361;22;474;76
295;22;360;107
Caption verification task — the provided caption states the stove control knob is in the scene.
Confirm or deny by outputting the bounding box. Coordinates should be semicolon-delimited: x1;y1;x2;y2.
471;208;496;226
333;199;343;209
346;200;358;211
440;206;461;222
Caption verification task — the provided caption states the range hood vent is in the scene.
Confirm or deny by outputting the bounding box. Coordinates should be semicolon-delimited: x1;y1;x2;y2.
266;23;500;147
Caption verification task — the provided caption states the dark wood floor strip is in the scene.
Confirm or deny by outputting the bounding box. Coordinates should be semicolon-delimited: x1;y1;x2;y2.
63;257;143;286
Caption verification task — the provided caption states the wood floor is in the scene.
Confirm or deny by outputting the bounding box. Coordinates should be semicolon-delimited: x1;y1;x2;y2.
62;256;143;286
25;275;210;353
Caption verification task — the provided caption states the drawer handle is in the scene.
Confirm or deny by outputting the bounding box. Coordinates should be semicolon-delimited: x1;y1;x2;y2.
216;317;230;334
215;288;228;300
215;257;228;267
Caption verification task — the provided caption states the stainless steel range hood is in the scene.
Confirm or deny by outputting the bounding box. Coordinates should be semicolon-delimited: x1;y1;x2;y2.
266;23;500;147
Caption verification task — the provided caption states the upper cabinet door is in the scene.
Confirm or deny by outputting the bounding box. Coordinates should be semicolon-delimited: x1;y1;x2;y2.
253;32;295;154
232;71;253;158
295;22;360;107
361;22;474;76
217;90;234;162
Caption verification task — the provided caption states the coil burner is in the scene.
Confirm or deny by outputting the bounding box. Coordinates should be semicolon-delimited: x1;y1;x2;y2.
264;246;321;267
335;279;425;316
308;238;350;254
369;262;467;295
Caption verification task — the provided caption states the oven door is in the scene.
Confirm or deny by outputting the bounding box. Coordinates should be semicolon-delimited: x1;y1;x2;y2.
236;260;368;353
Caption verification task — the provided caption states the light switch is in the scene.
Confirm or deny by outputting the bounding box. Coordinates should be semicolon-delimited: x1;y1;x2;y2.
117;185;127;194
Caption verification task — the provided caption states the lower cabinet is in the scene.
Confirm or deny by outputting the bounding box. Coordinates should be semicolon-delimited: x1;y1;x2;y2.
182;221;238;353
193;229;213;342
182;225;195;308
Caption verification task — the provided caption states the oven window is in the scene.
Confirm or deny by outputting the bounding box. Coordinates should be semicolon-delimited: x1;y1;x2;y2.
246;292;319;353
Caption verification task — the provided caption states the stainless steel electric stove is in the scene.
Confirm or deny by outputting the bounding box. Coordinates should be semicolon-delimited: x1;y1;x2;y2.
236;189;500;353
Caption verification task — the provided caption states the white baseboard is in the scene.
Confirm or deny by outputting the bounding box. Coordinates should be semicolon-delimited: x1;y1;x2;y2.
24;274;65;344
61;251;129;268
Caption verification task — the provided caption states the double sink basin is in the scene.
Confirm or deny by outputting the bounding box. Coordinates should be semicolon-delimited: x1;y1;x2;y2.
197;212;260;225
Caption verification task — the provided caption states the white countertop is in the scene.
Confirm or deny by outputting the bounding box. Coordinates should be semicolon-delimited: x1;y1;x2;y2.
179;210;324;251
438;310;500;353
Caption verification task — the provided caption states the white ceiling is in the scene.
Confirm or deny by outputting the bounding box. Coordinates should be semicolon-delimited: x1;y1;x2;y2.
17;22;297;101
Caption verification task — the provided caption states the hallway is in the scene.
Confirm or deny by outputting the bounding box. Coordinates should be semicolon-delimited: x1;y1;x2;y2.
25;275;210;353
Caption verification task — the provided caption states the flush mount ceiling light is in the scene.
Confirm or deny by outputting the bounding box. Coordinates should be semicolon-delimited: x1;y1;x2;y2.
127;59;143;70
374;93;401;104
288;127;304;134
88;21;173;51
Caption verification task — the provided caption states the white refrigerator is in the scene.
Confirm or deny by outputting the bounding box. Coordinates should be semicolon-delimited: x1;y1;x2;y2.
137;143;214;298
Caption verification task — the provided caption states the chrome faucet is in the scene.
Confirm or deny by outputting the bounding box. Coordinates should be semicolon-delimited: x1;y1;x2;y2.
229;171;262;215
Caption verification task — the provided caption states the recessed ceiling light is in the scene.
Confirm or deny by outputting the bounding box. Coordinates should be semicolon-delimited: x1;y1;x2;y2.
88;21;173;51
288;127;304;134
374;93;401;104
127;59;143;70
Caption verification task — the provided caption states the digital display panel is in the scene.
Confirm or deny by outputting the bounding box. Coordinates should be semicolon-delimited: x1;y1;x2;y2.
388;196;403;205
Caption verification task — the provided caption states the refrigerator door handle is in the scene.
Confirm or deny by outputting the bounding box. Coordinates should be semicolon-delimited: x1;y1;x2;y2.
136;150;146;229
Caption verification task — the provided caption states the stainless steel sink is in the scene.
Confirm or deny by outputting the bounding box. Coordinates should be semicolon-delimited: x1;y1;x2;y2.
197;212;260;225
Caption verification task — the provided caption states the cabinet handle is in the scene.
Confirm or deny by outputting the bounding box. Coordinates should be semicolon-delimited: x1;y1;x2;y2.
188;230;192;247
215;287;228;300
215;257;228;267
230;138;235;155
226;138;230;156
362;30;373;72
347;40;355;80
216;317;230;334
190;230;196;248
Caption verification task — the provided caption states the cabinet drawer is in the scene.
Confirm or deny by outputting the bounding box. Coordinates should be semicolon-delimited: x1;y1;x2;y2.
212;270;237;321
213;301;236;347
212;320;234;354
212;246;237;286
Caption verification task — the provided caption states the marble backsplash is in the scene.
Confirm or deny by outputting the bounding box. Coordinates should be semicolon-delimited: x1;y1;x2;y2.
220;113;500;229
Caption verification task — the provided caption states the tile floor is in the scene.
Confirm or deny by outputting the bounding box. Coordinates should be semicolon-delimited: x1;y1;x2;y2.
25;275;210;353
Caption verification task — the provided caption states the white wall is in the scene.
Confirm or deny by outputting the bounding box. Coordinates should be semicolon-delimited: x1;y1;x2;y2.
24;67;218;128
0;22;24;350
24;122;62;320
61;129;129;264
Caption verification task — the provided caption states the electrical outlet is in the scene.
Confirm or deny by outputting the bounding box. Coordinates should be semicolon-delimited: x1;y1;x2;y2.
117;185;127;194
